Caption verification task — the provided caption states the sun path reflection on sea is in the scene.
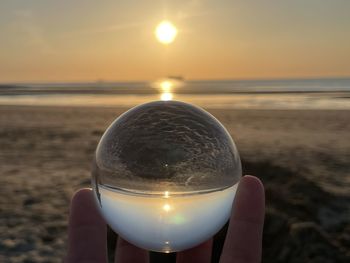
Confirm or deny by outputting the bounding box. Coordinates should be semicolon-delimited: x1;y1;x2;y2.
154;78;184;101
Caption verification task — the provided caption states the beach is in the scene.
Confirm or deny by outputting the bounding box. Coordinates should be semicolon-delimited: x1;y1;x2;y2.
0;105;349;262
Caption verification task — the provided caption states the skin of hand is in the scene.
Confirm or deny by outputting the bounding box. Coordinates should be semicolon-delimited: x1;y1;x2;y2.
65;175;265;263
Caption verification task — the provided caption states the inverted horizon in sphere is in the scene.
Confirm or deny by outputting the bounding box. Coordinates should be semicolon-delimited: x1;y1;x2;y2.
95;182;238;252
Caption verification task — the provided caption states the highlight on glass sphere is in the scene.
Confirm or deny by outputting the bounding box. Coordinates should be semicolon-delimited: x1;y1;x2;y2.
91;100;242;253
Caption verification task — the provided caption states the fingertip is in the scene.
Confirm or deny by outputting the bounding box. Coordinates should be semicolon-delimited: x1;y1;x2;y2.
233;175;265;223
242;174;263;184
71;188;93;205
69;188;104;227
240;175;264;196
220;175;265;263
67;188;107;262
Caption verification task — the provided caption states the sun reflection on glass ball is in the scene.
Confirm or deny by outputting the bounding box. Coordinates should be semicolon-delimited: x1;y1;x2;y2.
92;100;242;252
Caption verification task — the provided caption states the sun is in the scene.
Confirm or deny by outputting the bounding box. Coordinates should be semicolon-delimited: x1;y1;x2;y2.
155;20;178;45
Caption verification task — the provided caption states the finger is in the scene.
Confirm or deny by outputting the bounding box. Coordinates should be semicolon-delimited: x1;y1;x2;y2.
220;175;265;263
176;239;213;263
115;237;149;263
66;188;107;263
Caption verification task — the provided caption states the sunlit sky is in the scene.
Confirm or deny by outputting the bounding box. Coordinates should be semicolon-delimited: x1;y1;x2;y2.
0;0;349;82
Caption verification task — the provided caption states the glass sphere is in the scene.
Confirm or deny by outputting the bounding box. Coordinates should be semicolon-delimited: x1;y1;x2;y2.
92;100;242;252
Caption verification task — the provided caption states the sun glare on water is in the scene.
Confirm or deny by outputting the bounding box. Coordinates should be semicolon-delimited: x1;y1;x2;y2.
160;80;172;92
155;20;177;44
159;80;174;101
160;92;173;101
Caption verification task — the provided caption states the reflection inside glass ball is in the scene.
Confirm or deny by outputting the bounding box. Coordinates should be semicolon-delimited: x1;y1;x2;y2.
92;101;242;252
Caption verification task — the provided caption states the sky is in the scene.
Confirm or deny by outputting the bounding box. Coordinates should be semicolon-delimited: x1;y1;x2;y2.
0;0;349;82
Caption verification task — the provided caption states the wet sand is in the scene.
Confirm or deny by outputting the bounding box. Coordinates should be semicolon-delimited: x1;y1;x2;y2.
0;105;349;262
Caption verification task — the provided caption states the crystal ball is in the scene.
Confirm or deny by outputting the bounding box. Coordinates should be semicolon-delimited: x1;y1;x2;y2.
92;101;242;252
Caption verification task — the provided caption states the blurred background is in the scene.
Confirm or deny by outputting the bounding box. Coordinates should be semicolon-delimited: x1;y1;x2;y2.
0;0;349;262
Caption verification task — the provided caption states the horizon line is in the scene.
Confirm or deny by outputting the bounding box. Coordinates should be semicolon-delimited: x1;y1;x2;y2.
1;75;350;85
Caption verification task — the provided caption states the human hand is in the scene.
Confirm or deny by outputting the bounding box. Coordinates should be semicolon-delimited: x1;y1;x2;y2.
65;175;265;263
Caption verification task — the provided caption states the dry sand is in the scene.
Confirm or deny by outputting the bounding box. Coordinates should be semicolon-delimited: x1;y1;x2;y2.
0;105;349;262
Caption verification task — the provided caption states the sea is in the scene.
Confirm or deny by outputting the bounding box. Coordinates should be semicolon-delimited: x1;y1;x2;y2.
0;78;349;110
